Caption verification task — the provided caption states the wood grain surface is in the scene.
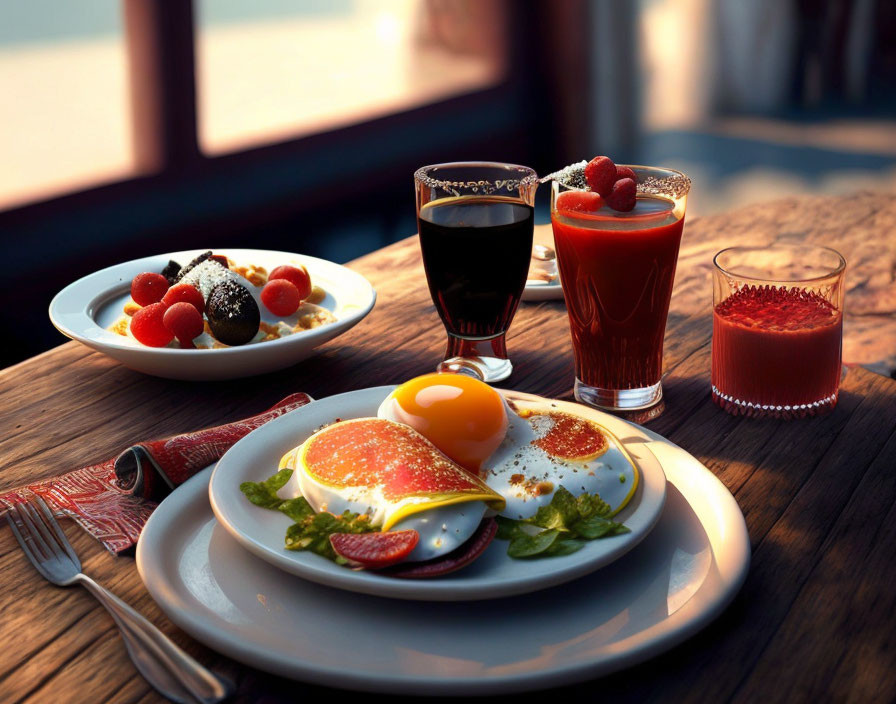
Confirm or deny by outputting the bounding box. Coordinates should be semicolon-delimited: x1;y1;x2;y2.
1;193;894;704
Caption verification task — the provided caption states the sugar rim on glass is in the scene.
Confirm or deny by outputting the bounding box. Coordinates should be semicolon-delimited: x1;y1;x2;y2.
414;162;539;194
543;161;692;199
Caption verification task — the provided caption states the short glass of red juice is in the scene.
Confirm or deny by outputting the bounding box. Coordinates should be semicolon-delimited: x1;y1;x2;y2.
711;244;846;418
414;162;538;383
550;164;691;411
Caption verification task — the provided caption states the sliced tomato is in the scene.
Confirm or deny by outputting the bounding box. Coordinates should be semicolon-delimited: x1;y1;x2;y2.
386;518;497;579
330;530;419;569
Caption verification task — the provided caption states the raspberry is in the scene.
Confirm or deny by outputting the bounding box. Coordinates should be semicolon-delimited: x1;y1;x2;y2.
131;272;170;306
269;264;312;301
556;190;603;213
261;279;302;317
584;156;617;196
163;302;204;346
606;177;636;212
161;283;205;315
615;165;636;182
130;302;173;347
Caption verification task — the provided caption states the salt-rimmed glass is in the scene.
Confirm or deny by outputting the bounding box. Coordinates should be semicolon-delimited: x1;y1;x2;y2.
711;244;846;418
549;163;691;412
414;162;538;382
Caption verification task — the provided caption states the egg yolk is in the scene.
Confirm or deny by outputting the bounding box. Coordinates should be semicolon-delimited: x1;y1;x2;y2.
388;373;508;474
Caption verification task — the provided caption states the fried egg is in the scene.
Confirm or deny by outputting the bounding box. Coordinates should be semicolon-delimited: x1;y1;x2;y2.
277;417;505;562
379;374;638;519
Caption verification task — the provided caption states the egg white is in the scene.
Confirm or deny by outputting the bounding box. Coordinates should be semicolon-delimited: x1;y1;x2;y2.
483;400;638;521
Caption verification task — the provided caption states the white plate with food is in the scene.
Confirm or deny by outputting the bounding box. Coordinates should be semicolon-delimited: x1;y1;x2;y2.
137;428;749;695
49;249;376;380
208;381;667;601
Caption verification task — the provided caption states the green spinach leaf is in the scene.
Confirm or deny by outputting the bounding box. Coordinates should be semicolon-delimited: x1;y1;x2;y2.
495;485;629;559
239;468;293;509
241;469;375;562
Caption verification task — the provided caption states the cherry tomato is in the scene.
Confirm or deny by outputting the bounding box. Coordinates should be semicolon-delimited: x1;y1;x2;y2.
131;272;170;306
131;302;173;347
269;265;311;301
261;279;301;317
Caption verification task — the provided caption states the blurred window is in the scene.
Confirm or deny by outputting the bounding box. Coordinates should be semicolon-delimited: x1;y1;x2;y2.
196;0;508;153
0;1;132;208
0;0;509;208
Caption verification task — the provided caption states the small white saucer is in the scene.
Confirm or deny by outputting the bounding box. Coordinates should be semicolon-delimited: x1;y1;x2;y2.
522;278;565;301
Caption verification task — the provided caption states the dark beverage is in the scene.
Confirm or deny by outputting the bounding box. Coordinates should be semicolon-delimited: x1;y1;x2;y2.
418;196;534;338
414;161;537;382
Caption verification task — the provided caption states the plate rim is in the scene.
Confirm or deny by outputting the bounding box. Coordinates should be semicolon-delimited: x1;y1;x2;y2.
136;435;750;694
207;386;667;601
48;248;376;357
521;278;564;301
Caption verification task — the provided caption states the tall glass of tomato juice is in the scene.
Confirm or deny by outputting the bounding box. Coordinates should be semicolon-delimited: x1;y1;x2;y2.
550;165;690;411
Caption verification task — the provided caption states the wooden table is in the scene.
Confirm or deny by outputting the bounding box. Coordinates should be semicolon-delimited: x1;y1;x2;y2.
2;193;895;703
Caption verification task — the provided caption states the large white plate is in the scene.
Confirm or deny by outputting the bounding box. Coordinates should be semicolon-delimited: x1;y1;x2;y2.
49;249;376;380
137;432;750;695
208;387;666;601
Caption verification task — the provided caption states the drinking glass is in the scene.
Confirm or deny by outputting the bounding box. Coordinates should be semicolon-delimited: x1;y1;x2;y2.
550;164;690;411
712;244;846;418
414;162;538;383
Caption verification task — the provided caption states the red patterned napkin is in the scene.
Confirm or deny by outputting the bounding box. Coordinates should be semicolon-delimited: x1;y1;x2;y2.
0;393;312;554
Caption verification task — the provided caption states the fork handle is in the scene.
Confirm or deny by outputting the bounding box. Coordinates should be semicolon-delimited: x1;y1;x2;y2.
76;574;233;704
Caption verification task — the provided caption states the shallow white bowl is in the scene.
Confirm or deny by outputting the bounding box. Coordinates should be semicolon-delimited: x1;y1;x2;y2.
49;248;376;380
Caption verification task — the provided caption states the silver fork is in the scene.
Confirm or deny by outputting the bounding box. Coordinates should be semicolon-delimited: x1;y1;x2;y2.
6;497;233;704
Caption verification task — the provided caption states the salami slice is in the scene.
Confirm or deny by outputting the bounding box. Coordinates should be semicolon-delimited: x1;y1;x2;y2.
330;530;419;569
384;518;497;579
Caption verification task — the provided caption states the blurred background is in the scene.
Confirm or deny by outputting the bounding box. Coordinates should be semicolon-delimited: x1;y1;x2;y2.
2;0;895;368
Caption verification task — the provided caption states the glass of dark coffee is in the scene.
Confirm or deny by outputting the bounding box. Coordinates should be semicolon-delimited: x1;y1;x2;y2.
414;162;538;382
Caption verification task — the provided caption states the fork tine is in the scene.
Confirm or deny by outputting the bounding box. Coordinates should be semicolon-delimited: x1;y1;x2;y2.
16;501;62;562
6;506;53;580
10;504;51;562
31;496;79;565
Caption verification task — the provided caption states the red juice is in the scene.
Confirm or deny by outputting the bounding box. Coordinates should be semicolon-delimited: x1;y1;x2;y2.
551;196;685;391
711;286;842;417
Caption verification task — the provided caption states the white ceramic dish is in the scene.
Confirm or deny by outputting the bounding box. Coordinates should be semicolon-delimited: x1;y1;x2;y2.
207;387;666;601
49;249;376;380
137;432;750;695
522;278;565;301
